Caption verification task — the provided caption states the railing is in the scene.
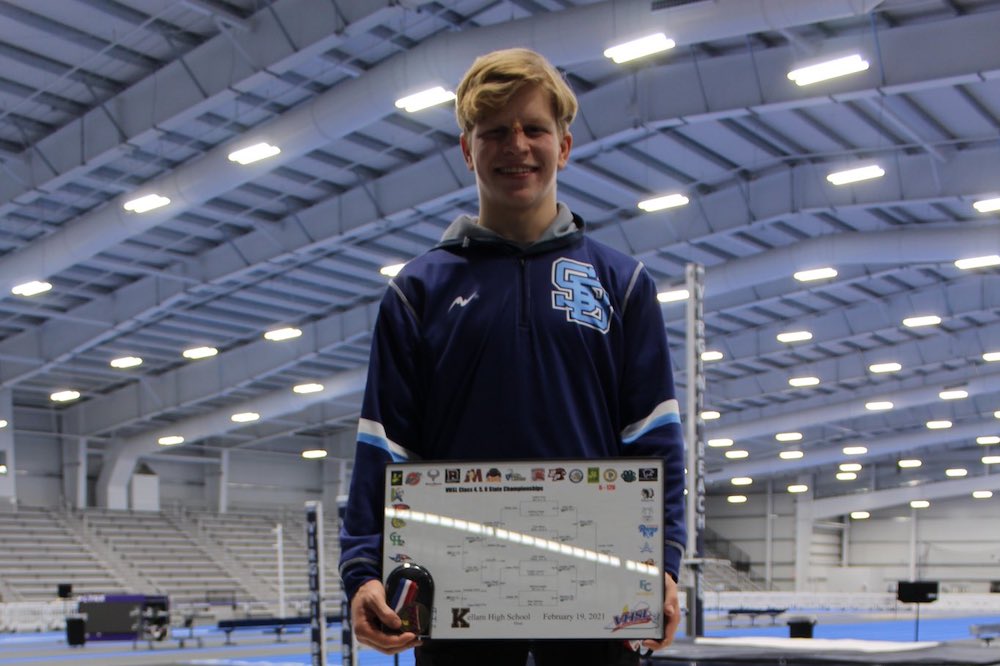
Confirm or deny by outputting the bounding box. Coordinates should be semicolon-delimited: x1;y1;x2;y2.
703;526;765;588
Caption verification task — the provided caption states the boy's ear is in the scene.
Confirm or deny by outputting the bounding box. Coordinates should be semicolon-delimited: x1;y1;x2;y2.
558;130;573;169
460;133;474;171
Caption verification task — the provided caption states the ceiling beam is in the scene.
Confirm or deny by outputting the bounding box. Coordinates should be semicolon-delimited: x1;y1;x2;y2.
0;0;899;296
0;0;403;216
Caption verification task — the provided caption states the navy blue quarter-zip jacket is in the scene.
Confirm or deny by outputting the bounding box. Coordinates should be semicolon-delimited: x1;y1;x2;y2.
339;205;686;600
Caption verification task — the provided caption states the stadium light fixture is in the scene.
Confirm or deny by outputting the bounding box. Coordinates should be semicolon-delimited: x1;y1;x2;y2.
826;164;884;185
394;87;456;113
604;33;675;64
123;194;170;213
228;142;281;165
788;54;869;86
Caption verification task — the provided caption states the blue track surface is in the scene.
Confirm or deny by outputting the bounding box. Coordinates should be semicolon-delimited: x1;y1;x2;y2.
2;616;998;665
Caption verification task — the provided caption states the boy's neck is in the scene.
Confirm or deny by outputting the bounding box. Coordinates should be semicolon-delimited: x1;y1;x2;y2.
478;203;558;244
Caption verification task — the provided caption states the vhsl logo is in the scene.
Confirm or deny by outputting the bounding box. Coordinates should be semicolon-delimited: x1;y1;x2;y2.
610;603;654;632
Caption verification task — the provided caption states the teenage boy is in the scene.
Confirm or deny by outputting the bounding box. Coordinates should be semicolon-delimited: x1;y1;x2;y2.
340;47;686;665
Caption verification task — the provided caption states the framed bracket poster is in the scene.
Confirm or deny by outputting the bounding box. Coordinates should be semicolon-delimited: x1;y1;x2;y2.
381;458;664;640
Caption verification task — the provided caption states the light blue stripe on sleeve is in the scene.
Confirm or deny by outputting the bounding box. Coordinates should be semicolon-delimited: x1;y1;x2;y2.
357;433;409;462
357;418;417;461
621;398;681;445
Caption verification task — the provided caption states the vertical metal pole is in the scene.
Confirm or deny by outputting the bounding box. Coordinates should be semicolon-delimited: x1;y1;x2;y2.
305;501;327;666
684;263;706;637
909;506;917;582
337;495;358;666
765;481;774;590
276;523;286;617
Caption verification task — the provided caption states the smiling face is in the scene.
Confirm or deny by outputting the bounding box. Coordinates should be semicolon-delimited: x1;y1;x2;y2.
460;84;572;242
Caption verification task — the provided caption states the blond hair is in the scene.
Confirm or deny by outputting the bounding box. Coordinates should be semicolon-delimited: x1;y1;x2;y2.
455;48;578;134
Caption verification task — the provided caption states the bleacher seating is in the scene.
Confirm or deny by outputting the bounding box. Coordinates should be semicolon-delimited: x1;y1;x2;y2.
81;508;253;606
0;506;126;601
0;504;342;613
194;509;341;612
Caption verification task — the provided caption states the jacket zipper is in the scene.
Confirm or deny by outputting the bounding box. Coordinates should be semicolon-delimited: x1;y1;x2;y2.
519;257;530;330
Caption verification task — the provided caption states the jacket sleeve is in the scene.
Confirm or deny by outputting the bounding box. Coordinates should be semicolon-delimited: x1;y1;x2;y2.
617;264;687;581
339;279;424;601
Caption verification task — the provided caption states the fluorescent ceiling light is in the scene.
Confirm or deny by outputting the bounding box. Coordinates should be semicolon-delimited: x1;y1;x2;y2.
726;495;747;504
996;410;1000;419
839;463;862;472
973;197;1000;213
293;383;324;394
869;362;902;373
0;464;6;475
984;352;1000;362
731;477;753;486
902;315;941;328
983;455;1000;465
380;263;406;277
850;511;870;520
182;346;218;360
302;449;328;459
898;459;922;468
787;484;808;493
955;255;1000;270
264;327;302;342
775;432;802;442
158;435;184;446
50;390;80;402
939;389;968;400
657;289;689;303
638;193;688;212
110;356;142;369
0;420;6;428
394;86;456;113
836;471;857;481
123;193;170;213
777;330;812;343
926;420;952;430
780;450;804;460
787;54;869;86
227;142;281;165
945;468;967;478
708;438;733;448
604;33;675;64
865;401;893;411
973;490;994;499
826;164;884;186
788;376;819;387
843;446;868;455
11;280;52;297
230;412;260;423
701;350;724;362
793;267;838;282
701;410;720;420
725;450;749;459
910;500;930;509
977;436;1000;445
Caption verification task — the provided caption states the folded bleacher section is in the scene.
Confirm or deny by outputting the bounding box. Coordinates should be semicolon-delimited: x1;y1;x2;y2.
0;504;342;616
0;506;127;602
